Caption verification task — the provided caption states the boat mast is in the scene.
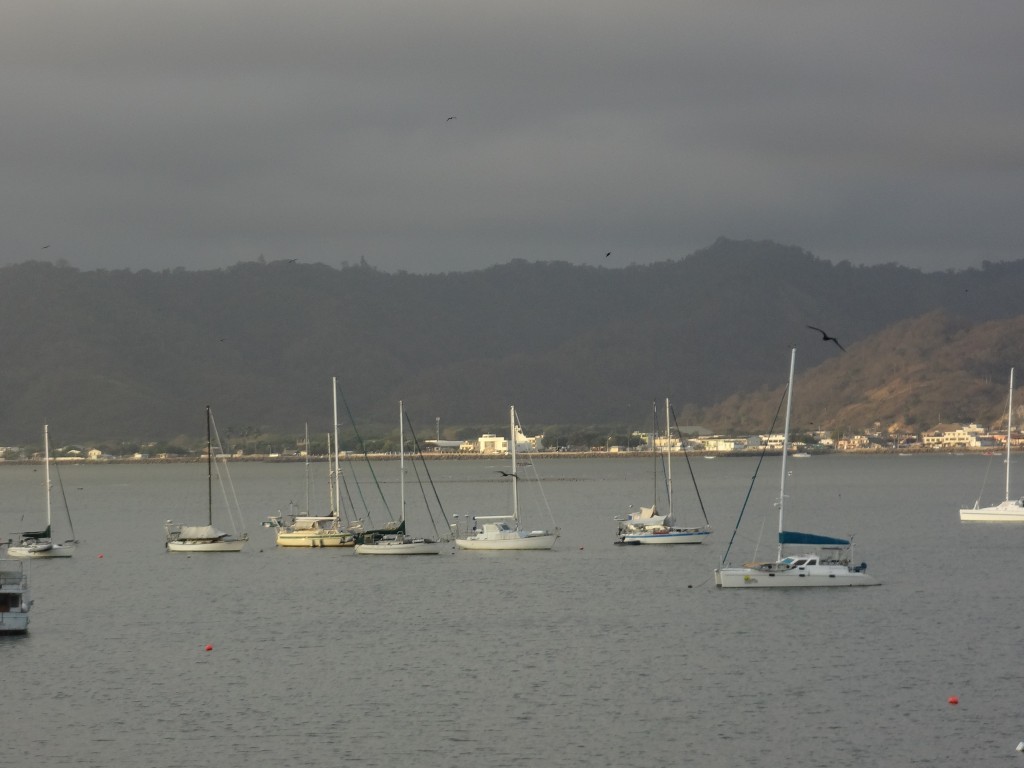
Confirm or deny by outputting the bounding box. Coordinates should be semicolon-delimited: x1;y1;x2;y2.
651;401;658;509
777;348;796;562
332;377;341;522
44;424;52;530
326;432;335;515
206;405;213;526
1006;368;1015;503
399;400;405;523
304;423;311;516
510;405;519;524
665;398;673;522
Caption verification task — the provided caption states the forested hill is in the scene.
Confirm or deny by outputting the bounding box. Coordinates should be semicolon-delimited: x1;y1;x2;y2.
1;238;1023;444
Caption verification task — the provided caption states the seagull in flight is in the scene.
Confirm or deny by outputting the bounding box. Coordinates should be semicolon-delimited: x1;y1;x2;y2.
806;325;846;352
495;470;518;478
447;116;456;121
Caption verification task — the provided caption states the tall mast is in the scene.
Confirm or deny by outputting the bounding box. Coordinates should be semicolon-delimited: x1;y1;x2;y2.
1006;368;1015;502
510;405;519;523
651;401;658;508
399;400;405;523
777;348;796;561
326;432;335;515
206;405;213;526
665;398;673;521
304;422;310;515
332;377;341;522
44;424;52;529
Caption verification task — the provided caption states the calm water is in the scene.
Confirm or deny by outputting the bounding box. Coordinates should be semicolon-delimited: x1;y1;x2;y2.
2;453;1023;767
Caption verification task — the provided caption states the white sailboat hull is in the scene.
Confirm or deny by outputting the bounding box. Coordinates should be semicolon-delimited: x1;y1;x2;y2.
354;538;442;555
619;527;711;545
455;531;558;550
959;499;1024;522
7;541;75;559
715;563;881;588
166;537;247;553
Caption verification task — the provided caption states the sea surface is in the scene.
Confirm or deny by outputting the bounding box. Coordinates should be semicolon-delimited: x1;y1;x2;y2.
2;453;1022;767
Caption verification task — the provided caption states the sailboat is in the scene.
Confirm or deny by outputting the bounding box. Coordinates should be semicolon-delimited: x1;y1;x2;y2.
265;425;355;547
454;405;559;551
714;348;880;588
354;401;443;555
165;406;249;553
8;425;77;559
614;398;712;545
960;368;1024;522
328;377;405;545
0;546;31;634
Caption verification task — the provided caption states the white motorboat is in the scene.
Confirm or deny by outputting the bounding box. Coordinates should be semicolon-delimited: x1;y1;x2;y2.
0;550;31;634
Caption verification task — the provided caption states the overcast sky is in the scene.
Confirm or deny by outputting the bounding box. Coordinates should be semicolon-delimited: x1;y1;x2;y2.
3;2;1022;275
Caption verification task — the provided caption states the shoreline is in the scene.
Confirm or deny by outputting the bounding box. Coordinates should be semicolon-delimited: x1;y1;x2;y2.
0;447;1009;466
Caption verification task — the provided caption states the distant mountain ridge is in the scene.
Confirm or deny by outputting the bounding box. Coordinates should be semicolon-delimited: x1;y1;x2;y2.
1;238;1022;444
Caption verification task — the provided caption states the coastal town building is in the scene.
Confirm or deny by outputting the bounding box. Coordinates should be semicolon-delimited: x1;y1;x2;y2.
474;425;544;455
921;423;992;450
4;417;1024;460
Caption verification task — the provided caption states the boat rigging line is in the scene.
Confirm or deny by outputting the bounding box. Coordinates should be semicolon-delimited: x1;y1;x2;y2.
669;403;711;527
335;382;393;525
403;409;451;539
718;381;788;566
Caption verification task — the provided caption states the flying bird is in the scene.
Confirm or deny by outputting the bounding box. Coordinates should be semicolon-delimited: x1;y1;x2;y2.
288;258;298;263
447;116;456;121
42;245;50;249
495;470;517;478
806;325;846;352
605;252;611;258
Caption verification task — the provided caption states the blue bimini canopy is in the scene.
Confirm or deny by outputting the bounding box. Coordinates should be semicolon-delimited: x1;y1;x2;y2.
779;530;850;546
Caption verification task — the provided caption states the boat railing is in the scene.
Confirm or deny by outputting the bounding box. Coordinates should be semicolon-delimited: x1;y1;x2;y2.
0;565;28;587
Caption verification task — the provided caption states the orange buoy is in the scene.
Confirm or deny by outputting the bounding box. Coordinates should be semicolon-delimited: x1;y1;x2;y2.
205;644;213;652
948;696;959;705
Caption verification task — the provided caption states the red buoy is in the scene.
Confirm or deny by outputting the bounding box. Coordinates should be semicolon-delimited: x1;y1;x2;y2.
205;644;213;652
948;696;959;705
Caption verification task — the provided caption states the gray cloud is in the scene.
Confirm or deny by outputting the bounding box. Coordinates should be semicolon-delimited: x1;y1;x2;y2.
3;1;1022;273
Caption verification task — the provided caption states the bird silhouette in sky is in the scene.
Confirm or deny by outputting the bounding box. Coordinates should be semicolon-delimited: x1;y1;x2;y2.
288;258;298;263
495;470;518;478
806;325;846;352
447;116;456;121
605;252;611;258
42;244;50;249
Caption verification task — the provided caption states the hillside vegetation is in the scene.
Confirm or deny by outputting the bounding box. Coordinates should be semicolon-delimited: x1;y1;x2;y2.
1;238;1022;444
